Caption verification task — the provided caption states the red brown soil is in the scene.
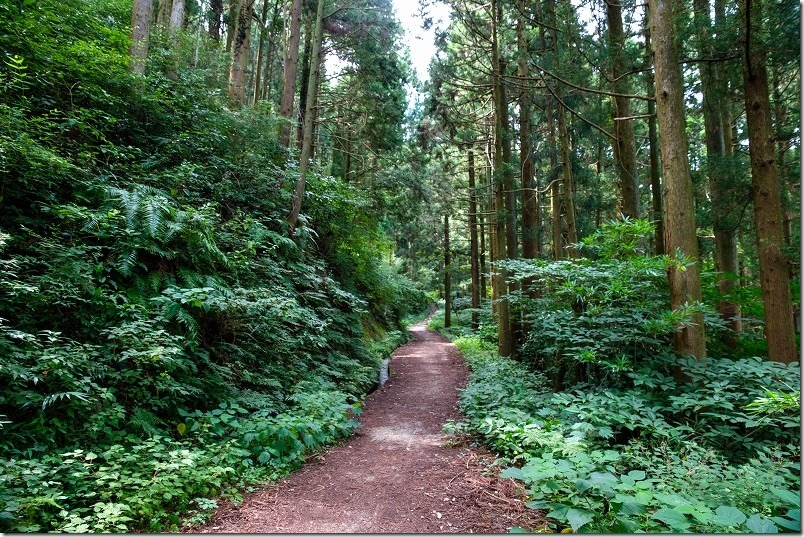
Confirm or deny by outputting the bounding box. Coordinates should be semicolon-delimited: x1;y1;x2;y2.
194;320;545;533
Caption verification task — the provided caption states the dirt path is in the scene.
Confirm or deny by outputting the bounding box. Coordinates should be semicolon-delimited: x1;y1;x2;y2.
197;320;543;533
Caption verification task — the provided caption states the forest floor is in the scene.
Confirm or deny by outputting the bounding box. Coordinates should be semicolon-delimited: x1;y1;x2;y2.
194;318;545;533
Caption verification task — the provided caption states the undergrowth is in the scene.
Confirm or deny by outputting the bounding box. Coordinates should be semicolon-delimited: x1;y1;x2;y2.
438;220;800;533
448;335;800;533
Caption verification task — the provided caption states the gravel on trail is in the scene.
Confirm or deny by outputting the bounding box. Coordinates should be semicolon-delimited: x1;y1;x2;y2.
194;319;545;533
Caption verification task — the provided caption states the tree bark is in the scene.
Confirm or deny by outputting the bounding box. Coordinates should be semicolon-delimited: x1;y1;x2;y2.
297;10;313;148
226;0;238;53
287;0;324;233
695;0;741;345
260;0;282;102
557;104;578;257
252;0;270;104
606;0;639;220
228;0;253;108
468;149;481;330
649;0;706;358
518;0;539;260
279;0;304;147
209;0;223;41
444;212;452;328
740;0;797;363
156;0;171;28
644;23;664;255
129;0;152;75
548;99;563;259
491;0;513;357
169;0;184;31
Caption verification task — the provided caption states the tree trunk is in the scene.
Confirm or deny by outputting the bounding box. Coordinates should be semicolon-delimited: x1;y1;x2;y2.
156;0;171;28
606;0;639;220
468;149;481;330
129;0;152;75
518;0;539;260
252;0;270;104
228;0;253;108
547;0;575;258
557;104;578;257
169;0;184;30
740;0;797;363
648;0;706;358
695;0;741;346
491;0;513;357
287;0;324;234
260;0;282;102
279;0;304;147
479;159;488;300
644;16;664;255
226;0;238;53
444;212;452;328
209;0;223;41
548;100;563;260
297;10;313;148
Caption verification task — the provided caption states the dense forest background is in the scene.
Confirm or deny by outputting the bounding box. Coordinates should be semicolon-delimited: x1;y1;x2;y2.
0;0;800;532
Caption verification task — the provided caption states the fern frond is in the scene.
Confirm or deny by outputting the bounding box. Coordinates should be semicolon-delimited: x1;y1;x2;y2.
42;391;89;411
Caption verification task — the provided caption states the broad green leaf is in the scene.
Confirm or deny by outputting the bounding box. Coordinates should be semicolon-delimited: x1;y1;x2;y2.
770;515;800;532
565;508;595;531
617;501;647;515
745;514;778;533
627;470;646;481
653;492;689;507
575;478;592;493
546;505;570;522
713;506;747;527
500;467;525;480
652;508;690;529
589;471;618;489
770;487;801;507
508;526;529;533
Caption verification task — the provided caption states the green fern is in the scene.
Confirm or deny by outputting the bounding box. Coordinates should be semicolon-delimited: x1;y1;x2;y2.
41;391;89;411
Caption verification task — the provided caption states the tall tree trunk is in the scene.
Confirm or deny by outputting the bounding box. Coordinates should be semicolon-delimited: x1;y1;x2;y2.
541;11;562;260
547;0;576;257
169;0;184;30
279;0;304;147
740;0;797;363
480;151;489;300
491;0;513;357
606;0;639;219
695;0;741;346
468;149;481;330
444;212;452;328
260;0;282;102
129;0;152;75
548;100;563;259
644;16;664;255
518;0;538;260
226;0;238;53
649;0;706;358
557;104;578;256
209;0;223;41
253;0;270;104
287;0;324;234
228;0;253;108
297;10;313;148
156;0;172;28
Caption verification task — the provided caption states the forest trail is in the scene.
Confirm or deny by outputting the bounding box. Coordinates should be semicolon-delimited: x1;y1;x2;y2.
197;319;543;533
